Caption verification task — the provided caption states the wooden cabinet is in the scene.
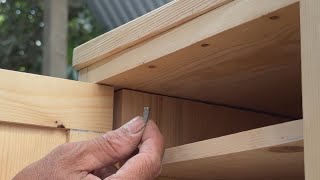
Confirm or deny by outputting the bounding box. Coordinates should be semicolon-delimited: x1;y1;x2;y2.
1;0;319;179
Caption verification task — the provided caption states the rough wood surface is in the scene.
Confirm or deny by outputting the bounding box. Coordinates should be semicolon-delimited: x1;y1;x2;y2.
162;120;304;179
114;90;288;148
300;0;320;179
72;0;232;69
0;69;113;132
81;1;301;118
0;123;67;179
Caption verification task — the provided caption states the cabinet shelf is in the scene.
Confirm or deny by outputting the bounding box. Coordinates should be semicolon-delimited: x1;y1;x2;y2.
161;120;303;180
76;0;301;118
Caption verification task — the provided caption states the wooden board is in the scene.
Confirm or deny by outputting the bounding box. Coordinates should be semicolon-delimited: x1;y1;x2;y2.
80;1;301;118
300;0;320;179
68;130;102;142
0;123;67;179
0;69;113;132
72;0;233;69
161;120;304;180
114;90;289;148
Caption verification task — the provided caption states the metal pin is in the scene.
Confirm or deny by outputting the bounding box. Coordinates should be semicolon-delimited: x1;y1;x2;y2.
143;107;151;123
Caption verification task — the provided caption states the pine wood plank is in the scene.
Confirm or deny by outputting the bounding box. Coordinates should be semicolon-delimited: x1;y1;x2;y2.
0;69;113;132
80;1;301;118
300;0;320;179
0;123;67;180
72;0;233;69
161;120;304;180
68;130;102;142
114;90;289;148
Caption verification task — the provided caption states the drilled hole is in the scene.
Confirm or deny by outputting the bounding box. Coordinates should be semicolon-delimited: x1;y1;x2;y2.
201;43;210;47
148;65;157;69
269;15;280;20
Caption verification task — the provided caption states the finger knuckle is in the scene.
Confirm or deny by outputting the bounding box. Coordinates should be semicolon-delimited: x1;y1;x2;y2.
92;129;132;161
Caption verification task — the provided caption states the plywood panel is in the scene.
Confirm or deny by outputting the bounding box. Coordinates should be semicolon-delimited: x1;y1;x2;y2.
81;1;301;118
0;123;67;180
114;90;288;148
162;120;304;180
73;0;232;69
300;0;320;179
0;69;113;132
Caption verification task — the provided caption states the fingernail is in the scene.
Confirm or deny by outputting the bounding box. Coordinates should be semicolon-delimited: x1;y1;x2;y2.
125;116;146;134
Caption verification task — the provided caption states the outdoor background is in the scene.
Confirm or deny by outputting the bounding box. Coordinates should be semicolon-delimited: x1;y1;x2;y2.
0;0;170;80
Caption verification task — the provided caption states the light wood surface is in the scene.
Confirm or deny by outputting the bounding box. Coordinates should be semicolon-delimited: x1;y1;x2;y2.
114;90;288;148
72;0;232;69
300;0;320;179
161;120;303;179
80;1;301;118
68;130;102;142
0;123;67;180
0;69;113;132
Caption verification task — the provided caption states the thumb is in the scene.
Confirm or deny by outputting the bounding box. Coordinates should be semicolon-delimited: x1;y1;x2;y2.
74;116;146;171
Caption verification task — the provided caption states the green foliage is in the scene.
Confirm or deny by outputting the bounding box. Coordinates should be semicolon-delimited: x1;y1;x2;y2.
67;2;105;79
0;0;43;74
0;0;105;79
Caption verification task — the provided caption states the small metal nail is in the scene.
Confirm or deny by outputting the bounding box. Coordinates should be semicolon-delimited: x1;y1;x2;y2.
143;107;151;123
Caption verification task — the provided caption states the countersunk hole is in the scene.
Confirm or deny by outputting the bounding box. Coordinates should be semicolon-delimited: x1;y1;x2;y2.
54;121;58;124
269;146;303;153
57;124;65;128
148;65;157;69
201;43;210;47
269;15;280;20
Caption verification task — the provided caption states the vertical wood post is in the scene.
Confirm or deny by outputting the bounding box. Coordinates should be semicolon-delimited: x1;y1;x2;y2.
43;0;68;78
300;0;320;179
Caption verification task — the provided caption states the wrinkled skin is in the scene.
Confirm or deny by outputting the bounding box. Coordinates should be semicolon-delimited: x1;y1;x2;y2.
13;117;165;180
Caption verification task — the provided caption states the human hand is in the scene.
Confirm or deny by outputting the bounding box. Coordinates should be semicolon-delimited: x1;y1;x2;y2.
13;117;165;180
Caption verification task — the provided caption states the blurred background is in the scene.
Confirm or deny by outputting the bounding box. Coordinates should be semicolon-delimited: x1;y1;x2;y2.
0;0;170;80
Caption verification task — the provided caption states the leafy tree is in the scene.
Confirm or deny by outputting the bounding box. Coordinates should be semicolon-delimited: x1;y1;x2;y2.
0;0;105;79
0;0;43;74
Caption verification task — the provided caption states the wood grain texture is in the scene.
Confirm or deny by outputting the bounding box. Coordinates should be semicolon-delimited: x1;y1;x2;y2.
82;1;301;118
162;120;304;180
0;123;67;180
72;0;233;69
0;69;113;132
114;90;289;148
300;0;320;179
68;130;102;142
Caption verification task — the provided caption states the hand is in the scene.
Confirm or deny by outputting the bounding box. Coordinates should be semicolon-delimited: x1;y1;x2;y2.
13;117;165;180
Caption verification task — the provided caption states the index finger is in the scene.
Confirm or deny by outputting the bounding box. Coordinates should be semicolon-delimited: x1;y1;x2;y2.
106;120;165;180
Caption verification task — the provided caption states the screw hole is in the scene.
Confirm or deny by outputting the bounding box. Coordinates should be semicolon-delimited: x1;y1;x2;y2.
269;15;280;20
201;43;210;47
148;65;156;69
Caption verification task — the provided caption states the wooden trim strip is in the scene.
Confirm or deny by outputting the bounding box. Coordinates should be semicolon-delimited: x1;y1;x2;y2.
72;0;233;69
